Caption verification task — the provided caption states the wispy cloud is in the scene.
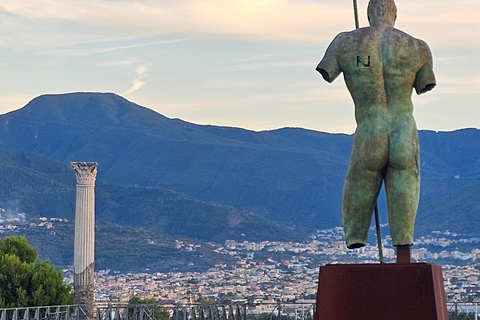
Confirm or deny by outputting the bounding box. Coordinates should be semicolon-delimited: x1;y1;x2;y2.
0;0;477;47
123;62;151;95
40;38;188;57
223;60;312;73
435;76;480;95
238;54;273;63
99;58;139;67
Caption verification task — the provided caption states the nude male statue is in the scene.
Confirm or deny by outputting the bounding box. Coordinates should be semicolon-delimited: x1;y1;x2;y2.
316;0;436;249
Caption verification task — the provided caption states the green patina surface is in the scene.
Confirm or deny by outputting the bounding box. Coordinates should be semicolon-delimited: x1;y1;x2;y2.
316;0;436;248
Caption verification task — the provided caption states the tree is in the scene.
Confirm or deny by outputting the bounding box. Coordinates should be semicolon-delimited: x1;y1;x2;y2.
0;236;73;307
128;297;170;320
196;296;215;305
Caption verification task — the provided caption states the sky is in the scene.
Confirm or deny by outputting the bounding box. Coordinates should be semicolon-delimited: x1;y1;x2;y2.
0;0;478;134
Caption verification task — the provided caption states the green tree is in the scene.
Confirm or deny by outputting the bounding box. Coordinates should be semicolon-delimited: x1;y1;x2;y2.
128;297;170;320
0;236;73;307
196;296;215;305
450;277;459;286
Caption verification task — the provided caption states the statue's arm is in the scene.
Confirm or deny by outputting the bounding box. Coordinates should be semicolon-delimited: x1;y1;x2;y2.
316;34;343;83
414;41;436;95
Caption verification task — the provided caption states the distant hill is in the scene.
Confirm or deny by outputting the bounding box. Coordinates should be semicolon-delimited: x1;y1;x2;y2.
24;220;237;272
416;176;480;236
0;93;350;229
0;149;300;243
0;92;479;235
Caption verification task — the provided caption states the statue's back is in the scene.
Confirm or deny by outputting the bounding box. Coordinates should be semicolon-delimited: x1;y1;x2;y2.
335;27;427;117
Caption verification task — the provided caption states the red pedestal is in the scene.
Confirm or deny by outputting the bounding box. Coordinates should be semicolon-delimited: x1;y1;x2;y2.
315;263;448;320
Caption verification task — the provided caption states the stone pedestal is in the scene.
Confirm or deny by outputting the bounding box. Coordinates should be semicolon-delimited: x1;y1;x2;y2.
71;162;98;318
315;263;448;320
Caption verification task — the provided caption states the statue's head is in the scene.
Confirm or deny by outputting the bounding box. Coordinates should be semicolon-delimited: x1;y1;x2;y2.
367;0;397;27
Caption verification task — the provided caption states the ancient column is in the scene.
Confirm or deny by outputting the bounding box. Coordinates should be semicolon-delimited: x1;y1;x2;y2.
71;162;98;317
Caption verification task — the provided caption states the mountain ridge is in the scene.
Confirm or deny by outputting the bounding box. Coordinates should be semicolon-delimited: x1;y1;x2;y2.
0;92;479;235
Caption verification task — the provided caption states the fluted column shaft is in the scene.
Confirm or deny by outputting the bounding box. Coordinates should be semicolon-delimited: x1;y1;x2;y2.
71;162;98;317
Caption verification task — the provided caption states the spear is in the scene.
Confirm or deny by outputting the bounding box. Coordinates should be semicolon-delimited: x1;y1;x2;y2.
352;0;384;263
353;0;360;29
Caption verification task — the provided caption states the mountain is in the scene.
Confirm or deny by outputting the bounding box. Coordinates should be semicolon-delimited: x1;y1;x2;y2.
0;92;479;234
416;176;480;235
0;149;299;243
0;93;350;229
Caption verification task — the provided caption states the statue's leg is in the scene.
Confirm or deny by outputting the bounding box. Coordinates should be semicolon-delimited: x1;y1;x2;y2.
386;116;420;246
343;125;388;249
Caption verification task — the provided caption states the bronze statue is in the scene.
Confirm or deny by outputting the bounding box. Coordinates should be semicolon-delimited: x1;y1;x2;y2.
316;0;436;250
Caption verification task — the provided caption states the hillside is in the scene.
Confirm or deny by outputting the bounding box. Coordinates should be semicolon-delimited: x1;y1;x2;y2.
416;176;480;236
23;220;236;272
0;149;300;242
0;93;479;234
0;93;350;229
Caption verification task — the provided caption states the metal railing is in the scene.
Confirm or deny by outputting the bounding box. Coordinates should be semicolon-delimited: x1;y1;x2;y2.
447;303;479;320
0;305;88;320
0;302;477;320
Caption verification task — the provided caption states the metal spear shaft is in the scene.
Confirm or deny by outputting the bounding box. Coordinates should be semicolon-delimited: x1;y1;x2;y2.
352;0;384;263
353;0;360;29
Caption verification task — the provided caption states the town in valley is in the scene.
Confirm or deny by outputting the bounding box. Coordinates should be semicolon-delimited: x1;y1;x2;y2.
0;207;478;304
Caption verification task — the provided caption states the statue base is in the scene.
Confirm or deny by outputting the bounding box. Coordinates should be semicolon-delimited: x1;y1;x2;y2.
315;263;448;320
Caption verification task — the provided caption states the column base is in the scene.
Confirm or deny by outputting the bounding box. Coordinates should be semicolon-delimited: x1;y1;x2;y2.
74;265;95;319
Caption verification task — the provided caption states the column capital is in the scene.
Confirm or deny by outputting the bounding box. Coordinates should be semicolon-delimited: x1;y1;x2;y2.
71;162;98;186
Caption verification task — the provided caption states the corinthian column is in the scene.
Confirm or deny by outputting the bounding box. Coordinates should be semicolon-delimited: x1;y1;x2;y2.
71;162;98;316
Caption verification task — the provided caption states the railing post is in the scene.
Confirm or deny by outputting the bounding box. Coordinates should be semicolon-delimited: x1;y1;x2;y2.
122;306;128;320
228;306;233;320
22;308;30;320
55;306;61;320
47;307;52;320
207;306;212;320
476;302;478;320
113;305;120;320
235;306;240;320
74;306;80;320
105;304;111;320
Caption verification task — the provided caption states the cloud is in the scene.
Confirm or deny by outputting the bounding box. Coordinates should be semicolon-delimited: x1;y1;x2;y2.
123;62;151;95
123;79;146;95
135;64;149;76
223;60;313;73
2;0;476;47
99;58;139;67
39;38;188;57
435;76;480;95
